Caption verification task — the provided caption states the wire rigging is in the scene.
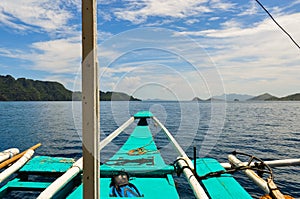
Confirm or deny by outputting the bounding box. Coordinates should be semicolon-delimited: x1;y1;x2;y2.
255;0;300;51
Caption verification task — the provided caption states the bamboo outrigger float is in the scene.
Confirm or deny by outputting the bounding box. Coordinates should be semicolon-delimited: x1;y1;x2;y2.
0;148;19;164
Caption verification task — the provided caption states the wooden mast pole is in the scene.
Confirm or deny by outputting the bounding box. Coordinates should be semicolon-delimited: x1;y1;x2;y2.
82;0;99;198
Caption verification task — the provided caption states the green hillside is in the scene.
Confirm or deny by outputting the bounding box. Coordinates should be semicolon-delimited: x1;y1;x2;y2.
247;93;279;101
0;75;72;101
0;75;141;101
277;93;300;101
100;91;140;101
247;92;300;101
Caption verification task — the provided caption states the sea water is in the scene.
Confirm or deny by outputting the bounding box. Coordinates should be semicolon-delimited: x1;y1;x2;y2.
0;101;299;198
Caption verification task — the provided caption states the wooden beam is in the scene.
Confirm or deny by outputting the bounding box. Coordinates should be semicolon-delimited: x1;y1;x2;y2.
82;0;99;198
228;154;286;199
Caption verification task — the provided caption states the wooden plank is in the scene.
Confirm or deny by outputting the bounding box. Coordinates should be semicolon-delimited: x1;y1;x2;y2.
0;178;51;198
19;156;74;173
5;178;51;190
194;158;253;199
101;125;169;174
67;176;179;199
100;165;174;177
134;111;153;118
82;0;99;198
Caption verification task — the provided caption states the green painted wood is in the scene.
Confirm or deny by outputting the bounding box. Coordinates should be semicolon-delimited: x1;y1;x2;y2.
67;175;179;199
134;111;153;118
194;158;253;199
0;156;75;197
100;165;175;177
19;156;74;173
101;125;171;175
4;178;51;189
67;115;179;198
0;178;51;197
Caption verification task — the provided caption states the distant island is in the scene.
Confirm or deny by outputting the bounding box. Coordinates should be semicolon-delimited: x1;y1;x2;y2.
193;93;300;101
247;93;300;101
0;75;140;101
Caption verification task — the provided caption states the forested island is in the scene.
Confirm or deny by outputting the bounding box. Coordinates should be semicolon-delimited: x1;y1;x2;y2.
0;75;140;101
247;93;300;101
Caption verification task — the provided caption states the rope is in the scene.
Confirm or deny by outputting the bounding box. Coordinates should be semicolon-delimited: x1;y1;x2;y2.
127;141;159;156
260;195;294;199
174;151;273;182
173;157;191;177
232;151;274;180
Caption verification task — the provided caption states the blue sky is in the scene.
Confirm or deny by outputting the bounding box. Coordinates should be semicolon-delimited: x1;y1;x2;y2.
0;0;300;100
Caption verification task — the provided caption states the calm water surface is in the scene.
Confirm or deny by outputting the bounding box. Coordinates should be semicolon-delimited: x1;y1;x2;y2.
0;101;299;198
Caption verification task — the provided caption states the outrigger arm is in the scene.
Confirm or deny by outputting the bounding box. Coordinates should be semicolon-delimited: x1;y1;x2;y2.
152;117;209;199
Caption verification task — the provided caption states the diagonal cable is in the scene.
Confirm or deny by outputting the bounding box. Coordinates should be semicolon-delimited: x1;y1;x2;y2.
255;0;300;50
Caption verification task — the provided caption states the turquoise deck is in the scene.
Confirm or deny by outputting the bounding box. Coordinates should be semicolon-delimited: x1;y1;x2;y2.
100;125;174;176
0;156;75;198
67;175;178;199
68;113;180;198
19;156;75;174
194;158;253;199
133;111;153;118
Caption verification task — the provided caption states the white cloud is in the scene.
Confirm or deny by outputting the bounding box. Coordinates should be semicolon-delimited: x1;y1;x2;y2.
98;31;114;41
28;37;81;73
185;19;200;25
44;74;76;90
0;0;78;34
209;0;235;11
100;66;138;78
0;11;28;31
220;66;300;96
177;13;300;39
98;0;117;5
99;10;112;22
0;48;22;59
113;76;142;93
170;11;300;97
237;1;258;16
112;0;235;24
208;17;220;21
220;19;243;29
0;37;81;75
